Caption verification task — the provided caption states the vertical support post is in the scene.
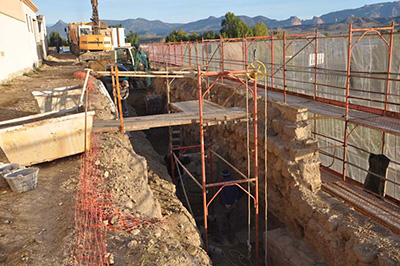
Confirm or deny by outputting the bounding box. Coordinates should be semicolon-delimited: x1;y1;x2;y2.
271;36;274;89
115;66;125;134
254;79;259;266
202;39;205;67
198;66;208;252
343;24;353;181
195;42;199;67
244;37;248;69
206;41;210;93
206;42;209;67
168;43;171;67
283;31;287;103
382;21;395;154
167;65;172;152
189;43;192;66
110;66;119;120
174;44;177;66
170;151;175;184
162;43;165;64
208;148;214;215
83;69;91;153
181;41;184;66
314;29;318;100
159;43;161;63
220;36;224;84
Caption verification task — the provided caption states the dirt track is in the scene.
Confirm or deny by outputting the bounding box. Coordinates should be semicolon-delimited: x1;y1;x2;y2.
0;52;82;265
0;52;210;265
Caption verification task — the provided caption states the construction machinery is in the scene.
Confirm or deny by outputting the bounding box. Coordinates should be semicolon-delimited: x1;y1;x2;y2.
66;22;112;56
66;0;119;56
98;46;152;93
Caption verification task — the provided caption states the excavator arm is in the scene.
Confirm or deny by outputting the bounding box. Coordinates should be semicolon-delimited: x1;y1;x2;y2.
91;0;100;35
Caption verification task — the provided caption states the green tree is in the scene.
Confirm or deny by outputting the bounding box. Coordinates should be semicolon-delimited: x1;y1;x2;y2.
201;31;216;39
188;32;200;41
165;29;189;42
126;31;139;47
48;31;66;46
220;12;252;38
252;21;269;37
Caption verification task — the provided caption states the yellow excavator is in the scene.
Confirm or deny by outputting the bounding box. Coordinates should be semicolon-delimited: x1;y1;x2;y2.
66;0;112;56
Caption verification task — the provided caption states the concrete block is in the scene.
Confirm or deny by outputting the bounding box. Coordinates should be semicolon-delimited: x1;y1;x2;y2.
267;105;281;120
283;122;310;141
289;146;315;162
281;106;308;123
377;255;397;266
297;201;315;221
267;228;322;266
272;118;283;134
353;244;378;264
274;157;282;171
272;140;287;157
324;215;339;232
0;111;94;166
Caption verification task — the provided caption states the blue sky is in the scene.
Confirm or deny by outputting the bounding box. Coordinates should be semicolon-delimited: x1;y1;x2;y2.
34;0;388;25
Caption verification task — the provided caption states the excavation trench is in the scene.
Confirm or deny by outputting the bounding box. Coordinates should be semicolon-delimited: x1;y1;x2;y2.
127;83;280;266
128;77;400;266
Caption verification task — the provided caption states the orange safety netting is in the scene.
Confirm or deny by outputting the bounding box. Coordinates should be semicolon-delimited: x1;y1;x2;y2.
72;136;163;265
72;72;163;265
73;135;110;265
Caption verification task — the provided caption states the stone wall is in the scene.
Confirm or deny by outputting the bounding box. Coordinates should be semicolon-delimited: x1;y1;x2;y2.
153;78;400;265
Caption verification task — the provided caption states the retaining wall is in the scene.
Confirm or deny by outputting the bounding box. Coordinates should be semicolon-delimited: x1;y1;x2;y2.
153;78;400;265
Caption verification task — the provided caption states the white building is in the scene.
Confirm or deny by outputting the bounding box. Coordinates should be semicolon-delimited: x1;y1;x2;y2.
0;0;48;83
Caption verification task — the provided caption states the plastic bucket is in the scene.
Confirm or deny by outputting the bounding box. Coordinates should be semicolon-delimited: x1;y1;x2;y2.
4;168;39;193
0;163;22;188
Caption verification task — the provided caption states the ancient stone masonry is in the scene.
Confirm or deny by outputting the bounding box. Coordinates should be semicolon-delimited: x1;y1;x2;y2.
153;78;400;265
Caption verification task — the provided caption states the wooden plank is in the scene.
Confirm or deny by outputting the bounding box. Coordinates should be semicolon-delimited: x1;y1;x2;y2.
93;109;247;133
171;100;227;113
219;78;400;136
322;182;400;234
0;107;79;129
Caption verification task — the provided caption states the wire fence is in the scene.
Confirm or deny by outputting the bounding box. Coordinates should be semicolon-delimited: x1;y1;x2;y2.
143;28;400;202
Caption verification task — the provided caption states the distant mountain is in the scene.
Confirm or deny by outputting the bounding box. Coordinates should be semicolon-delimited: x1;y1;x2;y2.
47;1;400;38
103;18;183;36
281;16;400;35
47;20;68;38
321;1;400;23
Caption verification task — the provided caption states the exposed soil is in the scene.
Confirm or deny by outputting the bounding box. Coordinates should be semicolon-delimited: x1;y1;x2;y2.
0;51;211;265
0;52;82;265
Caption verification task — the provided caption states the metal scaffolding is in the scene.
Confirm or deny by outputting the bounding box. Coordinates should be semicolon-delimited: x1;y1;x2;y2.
143;23;400;205
96;64;263;265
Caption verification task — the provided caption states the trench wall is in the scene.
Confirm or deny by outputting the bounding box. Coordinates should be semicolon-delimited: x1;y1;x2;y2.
153;78;400;265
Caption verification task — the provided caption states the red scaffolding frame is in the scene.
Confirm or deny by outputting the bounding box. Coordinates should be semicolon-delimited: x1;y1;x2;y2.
143;23;400;203
165;66;261;264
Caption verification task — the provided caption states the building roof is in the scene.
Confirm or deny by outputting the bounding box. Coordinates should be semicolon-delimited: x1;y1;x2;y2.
22;0;39;13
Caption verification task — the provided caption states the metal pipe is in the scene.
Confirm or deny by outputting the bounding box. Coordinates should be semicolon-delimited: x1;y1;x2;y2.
283;31;287;103
343;24;353;181
115;66;125;134
271;37;274;90
254;77;259;266
382;22;395;153
110;67;119;120
314;29;318;100
198;66;208;252
210;149;251;181
205;178;257;188
173;153;202;189
208;147;214;215
220;36;224;84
